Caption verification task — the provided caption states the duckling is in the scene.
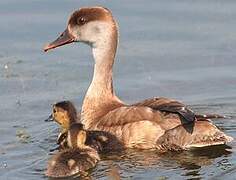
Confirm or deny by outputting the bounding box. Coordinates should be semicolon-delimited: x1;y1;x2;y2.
45;101;80;146
46;123;100;178
51;101;124;152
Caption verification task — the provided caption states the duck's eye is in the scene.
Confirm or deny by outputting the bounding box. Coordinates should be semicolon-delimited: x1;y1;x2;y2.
78;17;86;25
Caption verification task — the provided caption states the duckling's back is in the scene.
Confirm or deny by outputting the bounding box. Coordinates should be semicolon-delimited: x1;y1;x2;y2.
46;148;100;178
86;130;124;152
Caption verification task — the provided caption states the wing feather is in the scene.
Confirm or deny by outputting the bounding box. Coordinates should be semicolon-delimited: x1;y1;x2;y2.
133;97;196;122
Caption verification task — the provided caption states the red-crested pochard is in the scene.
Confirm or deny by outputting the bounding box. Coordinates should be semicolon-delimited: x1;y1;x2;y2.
44;7;233;150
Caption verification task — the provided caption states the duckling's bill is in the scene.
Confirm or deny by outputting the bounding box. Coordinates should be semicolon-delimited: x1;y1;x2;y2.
45;114;53;122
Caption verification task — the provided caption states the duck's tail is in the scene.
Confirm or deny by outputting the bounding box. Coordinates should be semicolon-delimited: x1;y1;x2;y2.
156;120;233;152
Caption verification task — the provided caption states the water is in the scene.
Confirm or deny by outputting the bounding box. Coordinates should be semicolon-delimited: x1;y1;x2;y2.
0;0;236;179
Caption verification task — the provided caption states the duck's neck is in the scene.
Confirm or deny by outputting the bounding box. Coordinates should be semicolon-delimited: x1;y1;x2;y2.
88;44;115;97
81;24;123;128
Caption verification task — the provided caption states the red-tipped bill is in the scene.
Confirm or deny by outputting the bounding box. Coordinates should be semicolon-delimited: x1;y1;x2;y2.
44;29;75;52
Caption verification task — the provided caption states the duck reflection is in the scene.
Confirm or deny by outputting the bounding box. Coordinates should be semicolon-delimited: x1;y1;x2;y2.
96;145;232;179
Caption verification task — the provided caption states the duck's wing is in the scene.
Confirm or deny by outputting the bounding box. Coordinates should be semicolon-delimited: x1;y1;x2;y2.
133;97;196;122
91;104;231;149
92;106;185;149
96;105;179;128
133;97;227;122
156;120;233;152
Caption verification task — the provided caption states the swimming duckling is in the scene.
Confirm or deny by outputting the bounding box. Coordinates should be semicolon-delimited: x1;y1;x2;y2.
46;123;100;178
51;101;124;152
45;100;80;146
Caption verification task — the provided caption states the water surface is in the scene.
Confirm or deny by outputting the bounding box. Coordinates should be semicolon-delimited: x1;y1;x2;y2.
0;0;236;179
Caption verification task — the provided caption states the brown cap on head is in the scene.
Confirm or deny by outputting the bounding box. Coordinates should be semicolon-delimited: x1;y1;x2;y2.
44;6;113;52
68;7;113;27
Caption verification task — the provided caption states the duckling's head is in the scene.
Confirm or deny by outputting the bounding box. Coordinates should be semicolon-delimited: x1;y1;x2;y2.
67;123;87;149
52;101;77;130
44;6;118;51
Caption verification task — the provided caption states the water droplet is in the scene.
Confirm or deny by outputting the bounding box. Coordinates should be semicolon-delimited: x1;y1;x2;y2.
16;100;22;106
4;64;8;70
3;162;7;168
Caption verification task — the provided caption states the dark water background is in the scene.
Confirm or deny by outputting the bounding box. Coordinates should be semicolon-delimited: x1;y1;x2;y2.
0;0;236;179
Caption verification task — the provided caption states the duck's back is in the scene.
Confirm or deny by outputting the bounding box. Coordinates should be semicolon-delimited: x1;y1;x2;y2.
85;98;233;150
88;105;184;149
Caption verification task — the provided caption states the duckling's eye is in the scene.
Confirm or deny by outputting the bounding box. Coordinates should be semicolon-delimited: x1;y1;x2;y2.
53;109;56;113
78;17;86;25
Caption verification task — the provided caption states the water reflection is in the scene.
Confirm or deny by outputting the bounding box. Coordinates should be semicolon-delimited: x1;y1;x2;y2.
88;145;232;179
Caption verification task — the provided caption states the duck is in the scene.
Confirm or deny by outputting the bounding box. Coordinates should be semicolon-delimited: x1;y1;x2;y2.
49;100;124;152
46;123;100;178
44;6;233;150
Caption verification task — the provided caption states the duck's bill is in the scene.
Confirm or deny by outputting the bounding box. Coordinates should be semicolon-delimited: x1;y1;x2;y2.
44;29;75;52
45;114;54;122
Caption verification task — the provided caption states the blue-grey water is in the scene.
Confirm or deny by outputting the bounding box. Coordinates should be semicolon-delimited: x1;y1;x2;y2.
1;0;236;179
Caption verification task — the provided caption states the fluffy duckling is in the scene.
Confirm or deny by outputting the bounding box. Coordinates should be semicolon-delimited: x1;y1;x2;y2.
45;101;80;146
46;123;100;178
51;101;124;152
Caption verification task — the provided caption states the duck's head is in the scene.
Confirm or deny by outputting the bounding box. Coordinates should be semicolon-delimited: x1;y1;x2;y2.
44;6;117;52
67;123;87;149
51;101;77;130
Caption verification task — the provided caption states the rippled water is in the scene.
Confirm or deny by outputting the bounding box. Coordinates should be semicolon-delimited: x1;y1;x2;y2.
1;0;236;179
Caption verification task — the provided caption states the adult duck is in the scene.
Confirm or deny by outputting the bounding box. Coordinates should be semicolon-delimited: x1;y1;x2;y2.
44;6;233;150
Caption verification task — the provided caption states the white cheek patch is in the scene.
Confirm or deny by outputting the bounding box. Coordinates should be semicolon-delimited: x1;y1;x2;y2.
79;21;112;47
93;26;100;34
